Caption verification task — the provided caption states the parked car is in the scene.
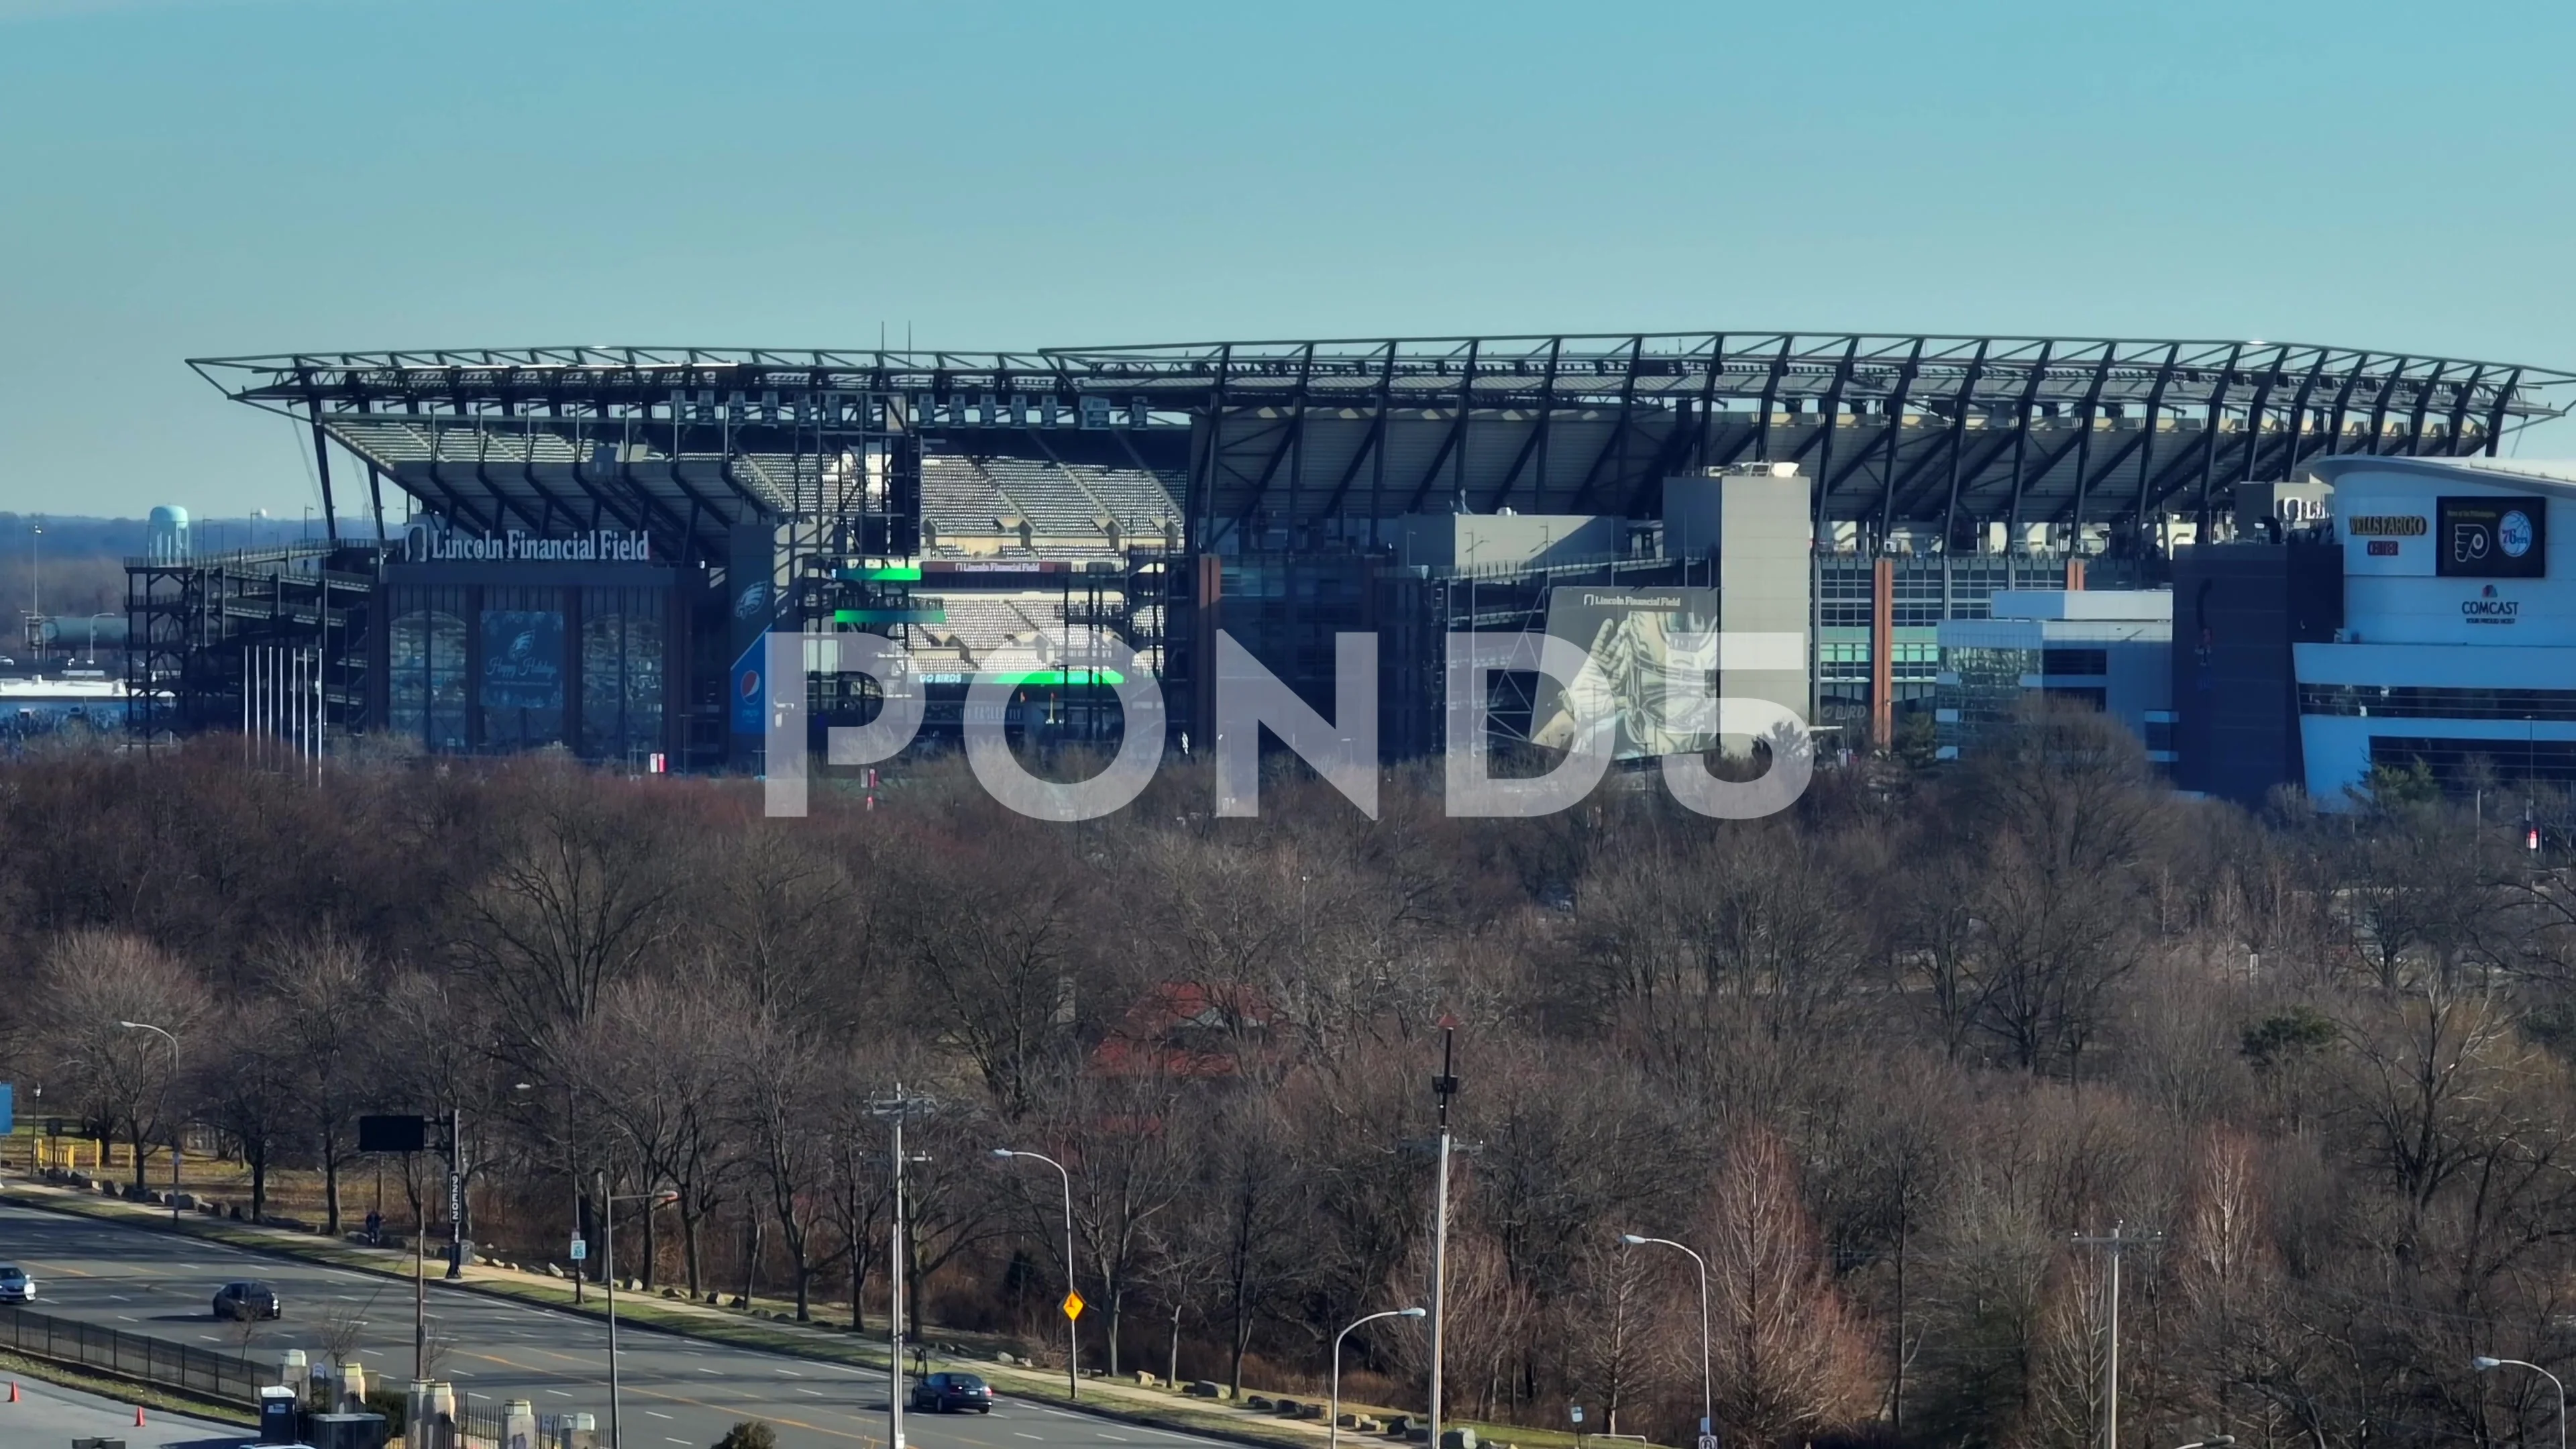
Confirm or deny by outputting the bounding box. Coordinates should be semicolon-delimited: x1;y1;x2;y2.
213;1281;282;1320
0;1264;34;1302
910;1371;994;1413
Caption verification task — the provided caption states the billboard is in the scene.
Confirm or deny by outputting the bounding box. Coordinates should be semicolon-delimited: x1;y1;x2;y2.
481;610;566;711
2437;495;2546;578
1528;586;1722;760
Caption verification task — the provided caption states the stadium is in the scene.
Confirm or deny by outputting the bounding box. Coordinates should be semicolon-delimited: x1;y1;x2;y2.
138;334;2576;772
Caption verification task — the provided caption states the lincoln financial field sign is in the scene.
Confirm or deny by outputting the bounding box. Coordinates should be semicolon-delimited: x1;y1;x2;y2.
758;625;1815;823
402;524;655;564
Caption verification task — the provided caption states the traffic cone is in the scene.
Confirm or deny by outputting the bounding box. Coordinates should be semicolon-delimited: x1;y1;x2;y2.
7;1381;17;1402
133;1405;146;1426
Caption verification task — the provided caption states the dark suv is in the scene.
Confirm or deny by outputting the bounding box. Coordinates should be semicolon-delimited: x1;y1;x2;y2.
910;1372;993;1413
213;1281;282;1320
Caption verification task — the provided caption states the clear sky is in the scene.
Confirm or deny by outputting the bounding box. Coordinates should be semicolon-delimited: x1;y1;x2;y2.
4;0;2575;519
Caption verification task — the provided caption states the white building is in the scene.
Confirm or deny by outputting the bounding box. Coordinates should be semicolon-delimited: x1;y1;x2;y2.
2296;455;2576;802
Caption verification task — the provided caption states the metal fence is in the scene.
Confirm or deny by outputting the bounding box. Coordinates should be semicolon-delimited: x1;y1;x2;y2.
447;1403;594;1449
0;1303;263;1405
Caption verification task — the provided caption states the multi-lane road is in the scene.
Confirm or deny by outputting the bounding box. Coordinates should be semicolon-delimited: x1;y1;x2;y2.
0;1199;1221;1449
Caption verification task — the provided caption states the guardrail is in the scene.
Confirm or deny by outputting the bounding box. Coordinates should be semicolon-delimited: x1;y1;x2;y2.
0;1302;264;1405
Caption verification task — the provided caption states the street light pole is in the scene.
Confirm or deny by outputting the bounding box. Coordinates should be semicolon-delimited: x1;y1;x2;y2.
1332;1307;1426;1449
116;1022;180;1225
1619;1234;1710;1440
993;1148;1080;1400
2476;1357;2567;1449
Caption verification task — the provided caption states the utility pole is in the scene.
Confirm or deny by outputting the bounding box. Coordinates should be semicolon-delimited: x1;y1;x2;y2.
445;1107;468;1281
1428;1020;1459;1449
2071;1223;2155;1449
873;1085;938;1449
413;1187;426;1379
600;1171;623;1449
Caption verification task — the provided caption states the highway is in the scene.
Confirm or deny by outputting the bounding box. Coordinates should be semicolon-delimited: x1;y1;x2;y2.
0;1199;1212;1449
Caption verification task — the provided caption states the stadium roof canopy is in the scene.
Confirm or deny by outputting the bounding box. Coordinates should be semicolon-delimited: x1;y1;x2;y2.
194;334;2576;554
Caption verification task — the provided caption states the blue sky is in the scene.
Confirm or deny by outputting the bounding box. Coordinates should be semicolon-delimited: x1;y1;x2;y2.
4;0;2575;518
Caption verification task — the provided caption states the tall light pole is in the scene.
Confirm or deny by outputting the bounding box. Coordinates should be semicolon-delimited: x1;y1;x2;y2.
873;1086;937;1449
2073;1224;2154;1449
1619;1234;1710;1440
595;1180;673;1449
116;1022;181;1225
2477;1357;2567;1449
994;1148;1080;1400
1332;1307;1425;1449
1427;1020;1459;1449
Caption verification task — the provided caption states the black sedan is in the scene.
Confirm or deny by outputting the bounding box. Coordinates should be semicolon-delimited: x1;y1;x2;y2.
910;1372;994;1413
213;1281;282;1320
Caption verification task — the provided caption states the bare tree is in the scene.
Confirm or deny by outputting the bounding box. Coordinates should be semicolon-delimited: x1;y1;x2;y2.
457;769;678;1051
266;927;378;1236
1566;1235;1676;1437
203;998;296;1220
735;1008;833;1321
1701;1128;1873;1447
34;929;206;1189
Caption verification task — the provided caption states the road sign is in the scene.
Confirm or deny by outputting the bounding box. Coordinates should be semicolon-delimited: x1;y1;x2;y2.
358;1114;428;1154
570;1237;588;1262
1699;1435;1720;1449
1570;1406;1584;1426
1061;1290;1086;1321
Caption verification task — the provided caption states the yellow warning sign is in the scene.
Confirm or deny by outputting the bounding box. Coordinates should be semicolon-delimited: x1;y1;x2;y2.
1062;1291;1087;1321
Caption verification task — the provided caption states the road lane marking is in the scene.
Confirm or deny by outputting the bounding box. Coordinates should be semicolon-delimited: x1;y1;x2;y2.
646;1411;673;1419
797;1388;824;1396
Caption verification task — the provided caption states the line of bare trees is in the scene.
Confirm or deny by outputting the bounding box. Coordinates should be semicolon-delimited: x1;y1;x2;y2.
9;713;2576;1449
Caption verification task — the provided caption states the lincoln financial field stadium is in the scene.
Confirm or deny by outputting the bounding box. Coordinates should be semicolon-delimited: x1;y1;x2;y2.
138;337;2575;773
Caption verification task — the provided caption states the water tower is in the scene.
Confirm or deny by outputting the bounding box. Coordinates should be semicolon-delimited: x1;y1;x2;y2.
146;504;190;561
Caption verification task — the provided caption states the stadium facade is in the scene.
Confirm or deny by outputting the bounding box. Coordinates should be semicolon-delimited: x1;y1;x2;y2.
139;335;2575;772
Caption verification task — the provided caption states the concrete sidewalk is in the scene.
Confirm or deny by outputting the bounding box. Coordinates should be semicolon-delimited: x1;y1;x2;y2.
0;1372;243;1448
